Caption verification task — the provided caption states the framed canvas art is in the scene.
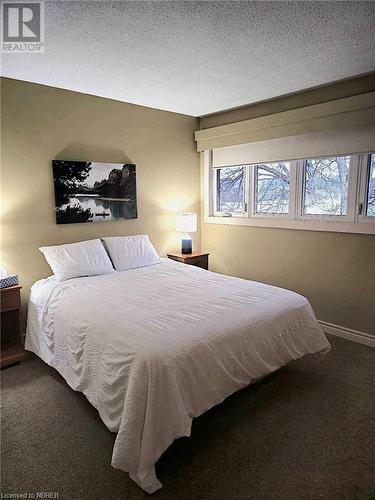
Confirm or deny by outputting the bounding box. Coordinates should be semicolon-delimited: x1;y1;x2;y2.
52;161;137;224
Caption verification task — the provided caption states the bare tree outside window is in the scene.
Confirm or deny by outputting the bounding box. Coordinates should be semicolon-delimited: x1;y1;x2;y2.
366;153;375;216
303;157;350;216
213;153;374;229
217;166;245;213
255;162;290;214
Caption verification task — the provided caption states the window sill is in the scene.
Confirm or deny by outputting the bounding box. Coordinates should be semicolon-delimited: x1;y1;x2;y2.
205;215;375;235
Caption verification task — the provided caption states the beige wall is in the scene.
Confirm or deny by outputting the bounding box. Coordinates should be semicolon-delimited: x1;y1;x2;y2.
200;76;375;335
202;224;375;335
1;78;200;307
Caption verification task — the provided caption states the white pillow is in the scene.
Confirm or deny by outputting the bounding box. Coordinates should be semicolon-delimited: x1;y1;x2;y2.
102;235;161;271
39;239;115;282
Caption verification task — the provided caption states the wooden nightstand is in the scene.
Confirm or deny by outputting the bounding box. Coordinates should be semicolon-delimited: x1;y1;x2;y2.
167;252;209;270
1;285;25;368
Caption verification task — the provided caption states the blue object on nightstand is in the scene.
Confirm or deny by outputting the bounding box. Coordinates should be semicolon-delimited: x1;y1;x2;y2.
181;236;192;254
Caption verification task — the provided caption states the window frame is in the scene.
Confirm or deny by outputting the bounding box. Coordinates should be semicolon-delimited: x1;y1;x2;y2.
250;161;295;220
213;164;249;218
358;153;375;222
296;155;359;223
205;150;375;235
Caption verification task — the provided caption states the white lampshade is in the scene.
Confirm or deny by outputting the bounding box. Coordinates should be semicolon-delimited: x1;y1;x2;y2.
176;213;197;233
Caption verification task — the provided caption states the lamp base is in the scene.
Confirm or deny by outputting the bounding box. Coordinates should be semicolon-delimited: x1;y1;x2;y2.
181;236;192;254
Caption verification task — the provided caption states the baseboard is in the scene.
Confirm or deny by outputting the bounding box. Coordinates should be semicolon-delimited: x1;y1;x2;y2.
318;320;375;348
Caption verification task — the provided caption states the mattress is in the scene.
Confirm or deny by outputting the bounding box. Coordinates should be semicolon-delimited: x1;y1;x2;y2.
26;258;330;493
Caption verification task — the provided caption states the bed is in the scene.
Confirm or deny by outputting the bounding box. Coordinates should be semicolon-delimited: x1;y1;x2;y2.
26;258;330;493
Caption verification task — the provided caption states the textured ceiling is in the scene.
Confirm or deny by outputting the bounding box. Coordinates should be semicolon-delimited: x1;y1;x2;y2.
2;1;375;116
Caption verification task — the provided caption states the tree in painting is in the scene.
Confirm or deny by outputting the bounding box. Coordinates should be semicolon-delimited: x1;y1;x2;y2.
53;161;92;205
53;161;93;223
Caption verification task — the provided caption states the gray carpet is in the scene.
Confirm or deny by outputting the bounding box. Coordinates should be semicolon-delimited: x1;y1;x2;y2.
1;335;375;500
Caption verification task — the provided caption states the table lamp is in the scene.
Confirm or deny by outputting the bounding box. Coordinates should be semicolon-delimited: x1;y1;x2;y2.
176;213;197;254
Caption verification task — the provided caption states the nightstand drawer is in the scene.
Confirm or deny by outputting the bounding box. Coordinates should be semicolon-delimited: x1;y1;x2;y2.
185;255;208;269
1;289;21;312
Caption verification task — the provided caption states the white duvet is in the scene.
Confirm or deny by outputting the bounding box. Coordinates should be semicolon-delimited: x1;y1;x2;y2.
26;259;330;493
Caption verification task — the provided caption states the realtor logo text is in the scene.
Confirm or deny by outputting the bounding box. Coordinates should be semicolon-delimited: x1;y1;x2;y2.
1;1;44;53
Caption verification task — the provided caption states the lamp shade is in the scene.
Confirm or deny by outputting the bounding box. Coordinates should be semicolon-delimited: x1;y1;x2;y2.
176;213;197;233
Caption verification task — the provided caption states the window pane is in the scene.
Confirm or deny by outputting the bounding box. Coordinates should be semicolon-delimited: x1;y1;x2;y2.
303;156;350;216
217;166;245;213
366;153;375;216
255;162;290;214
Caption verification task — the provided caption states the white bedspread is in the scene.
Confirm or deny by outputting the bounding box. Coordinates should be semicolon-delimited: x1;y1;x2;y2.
26;259;330;493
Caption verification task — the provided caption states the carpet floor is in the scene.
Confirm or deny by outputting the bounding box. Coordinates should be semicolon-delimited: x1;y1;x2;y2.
1;335;374;500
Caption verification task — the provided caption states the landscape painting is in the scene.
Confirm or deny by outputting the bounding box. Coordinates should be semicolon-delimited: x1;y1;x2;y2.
52;161;137;224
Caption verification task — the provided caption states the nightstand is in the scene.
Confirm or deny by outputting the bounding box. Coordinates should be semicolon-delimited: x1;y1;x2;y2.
1;285;25;368
167;252;209;270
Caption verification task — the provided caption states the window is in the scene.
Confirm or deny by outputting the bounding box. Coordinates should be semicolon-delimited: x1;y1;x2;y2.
207;151;375;234
365;153;375;216
303;156;350;216
216;166;246;214
255;162;290;215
